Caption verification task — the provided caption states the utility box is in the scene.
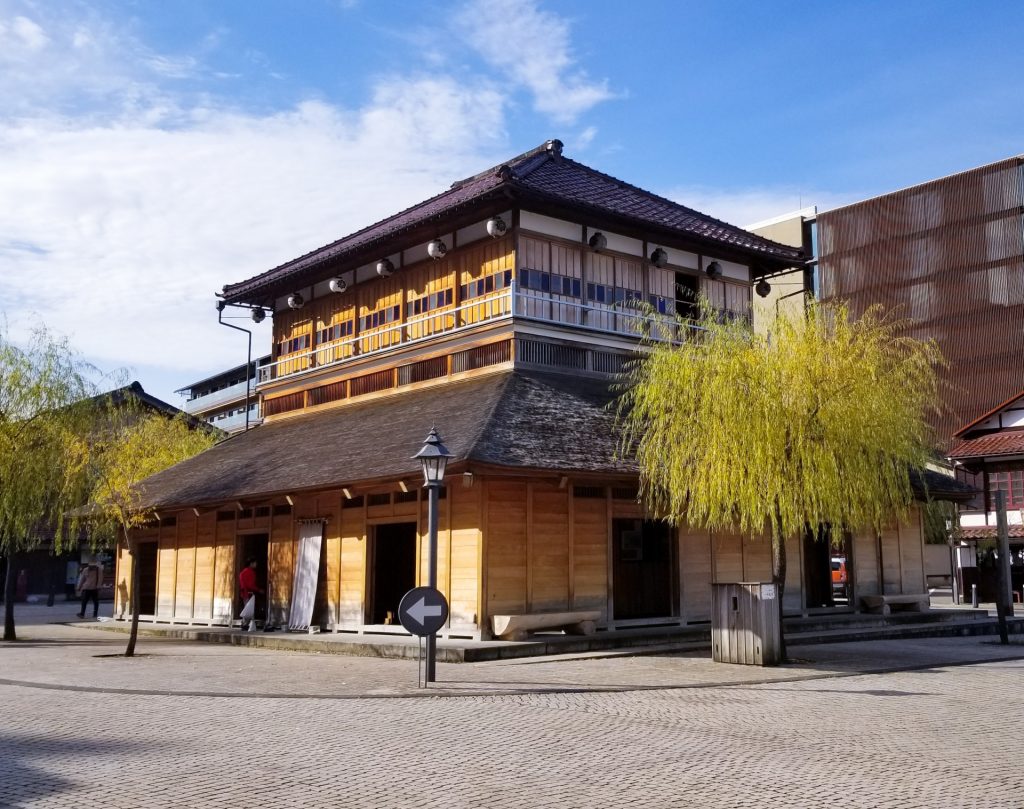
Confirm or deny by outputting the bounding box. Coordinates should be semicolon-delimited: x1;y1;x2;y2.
712;582;782;666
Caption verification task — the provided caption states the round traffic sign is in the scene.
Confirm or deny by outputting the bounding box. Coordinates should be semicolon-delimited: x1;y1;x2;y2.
398;586;449;636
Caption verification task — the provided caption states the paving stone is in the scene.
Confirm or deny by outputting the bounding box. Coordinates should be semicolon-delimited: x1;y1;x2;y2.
1;602;1023;807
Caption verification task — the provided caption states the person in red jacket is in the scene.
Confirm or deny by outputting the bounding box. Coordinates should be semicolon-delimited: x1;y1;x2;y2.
238;558;264;630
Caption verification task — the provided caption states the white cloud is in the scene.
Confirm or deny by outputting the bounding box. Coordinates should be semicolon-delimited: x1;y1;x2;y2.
0;0;614;403
11;14;48;49
456;0;614;125
0;86;506;396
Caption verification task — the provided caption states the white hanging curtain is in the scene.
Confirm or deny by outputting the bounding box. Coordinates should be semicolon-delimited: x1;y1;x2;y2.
288;520;324;631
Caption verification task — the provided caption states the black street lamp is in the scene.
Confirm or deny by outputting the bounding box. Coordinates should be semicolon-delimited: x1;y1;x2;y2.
412;427;452;682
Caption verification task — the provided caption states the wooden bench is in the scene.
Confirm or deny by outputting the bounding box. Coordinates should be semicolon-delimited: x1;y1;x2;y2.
491;610;601;641
861;594;930;615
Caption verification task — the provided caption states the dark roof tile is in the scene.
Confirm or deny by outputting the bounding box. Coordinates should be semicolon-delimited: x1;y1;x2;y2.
222;143;802;303
948;431;1024;460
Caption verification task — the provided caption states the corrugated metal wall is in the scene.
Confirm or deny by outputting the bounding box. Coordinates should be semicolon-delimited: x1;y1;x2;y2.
818;157;1024;444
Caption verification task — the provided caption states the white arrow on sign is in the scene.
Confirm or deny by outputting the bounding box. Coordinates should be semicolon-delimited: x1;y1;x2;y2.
407;596;443;627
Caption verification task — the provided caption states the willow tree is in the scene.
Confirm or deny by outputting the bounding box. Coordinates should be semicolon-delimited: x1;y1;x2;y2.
0;326;98;641
89;409;217;656
618;299;942;654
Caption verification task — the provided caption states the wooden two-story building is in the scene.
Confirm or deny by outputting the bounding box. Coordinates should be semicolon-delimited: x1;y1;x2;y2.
116;141;965;639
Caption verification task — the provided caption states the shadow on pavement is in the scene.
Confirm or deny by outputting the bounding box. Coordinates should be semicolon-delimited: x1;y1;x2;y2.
0;731;137;806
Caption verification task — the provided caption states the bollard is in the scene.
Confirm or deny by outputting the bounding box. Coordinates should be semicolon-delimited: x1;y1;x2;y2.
971;584;978;608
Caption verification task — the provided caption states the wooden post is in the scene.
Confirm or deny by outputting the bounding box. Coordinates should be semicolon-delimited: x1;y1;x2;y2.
994;491;1011;645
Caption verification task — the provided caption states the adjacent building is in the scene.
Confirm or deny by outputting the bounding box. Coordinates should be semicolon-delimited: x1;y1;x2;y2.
947;391;1024;602
114;141;964;640
751;156;1024;445
177;356;270;434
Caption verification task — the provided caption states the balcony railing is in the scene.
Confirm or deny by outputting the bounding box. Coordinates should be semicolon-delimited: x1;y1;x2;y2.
183;379;257;414
206;410;262;433
257;283;733;386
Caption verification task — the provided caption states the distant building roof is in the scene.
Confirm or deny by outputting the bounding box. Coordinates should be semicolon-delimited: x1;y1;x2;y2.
948;431;1024;461
175;355;272;396
133;369;974;510
221;140;803;305
960;525;1024;540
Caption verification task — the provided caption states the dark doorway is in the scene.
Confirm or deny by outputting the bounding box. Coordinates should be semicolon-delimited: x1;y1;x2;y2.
804;525;852;608
369;522;418;625
237;533;269;622
675;272;699;319
135;542;158;615
613;519;674;620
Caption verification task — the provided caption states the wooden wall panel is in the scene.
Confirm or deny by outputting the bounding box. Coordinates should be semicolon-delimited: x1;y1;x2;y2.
190;514;215;621
449;482;481;629
879;525;902;595
485;480;528;615
317;495;341;627
529;483;570;611
712;530;744;583
571;495;607;617
742;533;773;581
338;503;366;627
850;528;879;605
156;536;176;618
269;510;297;624
900;507;926;594
213;521;235;622
680;527;712;622
174;540;195;620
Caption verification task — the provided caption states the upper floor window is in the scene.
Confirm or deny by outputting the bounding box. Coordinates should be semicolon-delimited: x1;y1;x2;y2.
520;268;580;297
587;282;640;306
407;288;454;318
988;470;1024;510
359;304;401;331
277;334;310;355
462;269;513;300
317;320;354;344
648;295;671;315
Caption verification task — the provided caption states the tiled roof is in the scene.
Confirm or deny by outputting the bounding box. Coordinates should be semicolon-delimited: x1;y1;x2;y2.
134;371;632;509
133;369;973;510
959;525;1024;540
948;431;1024;460
953;390;1024;438
221;141;802;303
911;468;978;502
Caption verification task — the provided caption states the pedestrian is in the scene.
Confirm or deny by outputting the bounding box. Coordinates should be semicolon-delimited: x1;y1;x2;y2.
238;558;264;631
76;560;103;619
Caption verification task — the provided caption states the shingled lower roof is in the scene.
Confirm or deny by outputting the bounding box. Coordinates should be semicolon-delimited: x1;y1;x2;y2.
135;369;974;510
135;371;633;510
222;141;803;304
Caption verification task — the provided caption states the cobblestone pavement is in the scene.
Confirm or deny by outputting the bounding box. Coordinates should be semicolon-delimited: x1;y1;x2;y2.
2;603;1024;807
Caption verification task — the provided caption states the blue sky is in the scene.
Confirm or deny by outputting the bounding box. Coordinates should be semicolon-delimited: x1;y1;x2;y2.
2;0;1022;405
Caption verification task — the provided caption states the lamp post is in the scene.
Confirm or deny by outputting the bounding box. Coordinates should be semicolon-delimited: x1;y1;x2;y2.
412;427;452;683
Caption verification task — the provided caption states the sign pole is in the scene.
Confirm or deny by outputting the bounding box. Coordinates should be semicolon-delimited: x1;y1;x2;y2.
425;481;439;683
995;491;1011;645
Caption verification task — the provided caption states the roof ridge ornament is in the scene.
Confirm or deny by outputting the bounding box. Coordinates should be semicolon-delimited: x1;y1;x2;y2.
545;139;563;160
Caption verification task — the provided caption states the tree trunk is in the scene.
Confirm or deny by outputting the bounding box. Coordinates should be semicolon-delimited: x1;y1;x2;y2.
125;532;141;657
3;552;17;641
771;508;788;662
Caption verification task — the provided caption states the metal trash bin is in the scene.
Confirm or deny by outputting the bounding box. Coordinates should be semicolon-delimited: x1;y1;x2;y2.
712;582;782;666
